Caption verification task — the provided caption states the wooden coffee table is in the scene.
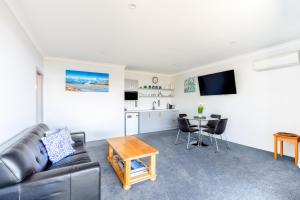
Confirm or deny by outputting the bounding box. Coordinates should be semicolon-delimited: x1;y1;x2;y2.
107;136;159;190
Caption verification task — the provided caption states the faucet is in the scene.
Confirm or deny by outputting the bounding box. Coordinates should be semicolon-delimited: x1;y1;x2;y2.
152;101;157;110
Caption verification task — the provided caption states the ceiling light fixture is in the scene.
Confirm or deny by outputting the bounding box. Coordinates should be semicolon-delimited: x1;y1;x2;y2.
128;4;136;9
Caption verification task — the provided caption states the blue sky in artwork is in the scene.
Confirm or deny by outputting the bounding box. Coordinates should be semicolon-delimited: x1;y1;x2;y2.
66;70;109;83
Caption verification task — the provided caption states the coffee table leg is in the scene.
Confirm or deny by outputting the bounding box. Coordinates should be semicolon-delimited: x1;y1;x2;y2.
274;136;278;160
149;155;157;181
123;160;131;190
107;145;113;162
295;141;298;166
280;141;283;157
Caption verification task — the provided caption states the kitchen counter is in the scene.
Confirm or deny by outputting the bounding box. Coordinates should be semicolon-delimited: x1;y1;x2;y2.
125;109;178;113
125;109;179;134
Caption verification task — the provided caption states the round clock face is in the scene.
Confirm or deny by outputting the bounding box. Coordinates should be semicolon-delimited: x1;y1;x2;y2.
152;76;158;84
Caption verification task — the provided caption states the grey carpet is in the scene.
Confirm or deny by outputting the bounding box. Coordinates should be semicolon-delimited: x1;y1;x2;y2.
86;130;300;200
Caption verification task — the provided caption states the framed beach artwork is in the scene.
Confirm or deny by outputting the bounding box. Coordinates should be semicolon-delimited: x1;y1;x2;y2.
65;70;109;92
184;77;196;93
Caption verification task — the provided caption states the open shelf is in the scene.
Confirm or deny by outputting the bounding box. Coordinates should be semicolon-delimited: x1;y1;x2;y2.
138;88;174;91
139;96;174;98
107;154;152;189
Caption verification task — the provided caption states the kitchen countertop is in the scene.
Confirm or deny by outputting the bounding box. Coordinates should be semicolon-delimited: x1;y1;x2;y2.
125;109;178;113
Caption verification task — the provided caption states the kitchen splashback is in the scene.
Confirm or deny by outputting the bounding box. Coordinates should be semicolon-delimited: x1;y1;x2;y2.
125;97;173;110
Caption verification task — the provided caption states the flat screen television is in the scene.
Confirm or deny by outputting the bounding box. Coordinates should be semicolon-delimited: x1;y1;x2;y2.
125;91;138;100
198;70;237;96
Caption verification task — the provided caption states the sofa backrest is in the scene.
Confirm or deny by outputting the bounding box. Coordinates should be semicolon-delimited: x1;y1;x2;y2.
0;124;49;188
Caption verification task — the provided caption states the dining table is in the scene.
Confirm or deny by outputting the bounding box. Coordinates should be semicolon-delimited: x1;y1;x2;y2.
188;116;219;146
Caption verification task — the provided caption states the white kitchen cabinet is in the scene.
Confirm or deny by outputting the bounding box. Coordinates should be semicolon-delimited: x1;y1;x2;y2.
161;110;178;130
139;112;151;133
139;110;178;134
125;79;138;91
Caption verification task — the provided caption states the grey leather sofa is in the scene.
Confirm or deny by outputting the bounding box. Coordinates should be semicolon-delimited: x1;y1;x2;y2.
0;124;101;200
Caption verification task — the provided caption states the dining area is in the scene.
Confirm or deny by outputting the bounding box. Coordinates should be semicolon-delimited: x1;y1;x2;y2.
175;114;230;152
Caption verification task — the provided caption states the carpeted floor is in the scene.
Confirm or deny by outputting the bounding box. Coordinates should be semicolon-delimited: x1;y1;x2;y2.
86;130;300;200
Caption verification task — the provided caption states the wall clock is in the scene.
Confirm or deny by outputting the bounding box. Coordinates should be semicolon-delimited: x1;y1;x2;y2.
152;76;158;84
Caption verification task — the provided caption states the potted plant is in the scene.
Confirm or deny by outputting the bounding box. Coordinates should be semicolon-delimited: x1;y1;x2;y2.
198;103;204;116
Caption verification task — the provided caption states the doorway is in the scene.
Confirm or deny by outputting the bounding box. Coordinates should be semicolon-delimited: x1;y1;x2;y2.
36;72;43;123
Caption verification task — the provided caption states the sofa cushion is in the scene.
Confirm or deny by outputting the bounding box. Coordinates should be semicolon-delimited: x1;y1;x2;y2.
0;125;53;188
0;143;35;188
31;126;47;137
46;153;91;170
20;134;49;172
72;145;86;155
38;123;50;132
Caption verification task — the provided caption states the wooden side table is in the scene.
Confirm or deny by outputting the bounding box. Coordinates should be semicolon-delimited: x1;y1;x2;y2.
274;132;300;166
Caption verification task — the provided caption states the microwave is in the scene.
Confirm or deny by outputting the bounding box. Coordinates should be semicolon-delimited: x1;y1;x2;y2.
125;91;138;100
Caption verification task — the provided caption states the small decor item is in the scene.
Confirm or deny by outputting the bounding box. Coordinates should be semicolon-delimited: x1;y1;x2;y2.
159;86;162;89
144;85;147;89
152;76;159;84
66;70;109;92
148;85;151;89
41;130;75;163
198;104;204;116
184;77;196;93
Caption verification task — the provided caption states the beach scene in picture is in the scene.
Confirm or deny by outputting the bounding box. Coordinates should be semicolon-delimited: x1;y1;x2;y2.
66;70;109;92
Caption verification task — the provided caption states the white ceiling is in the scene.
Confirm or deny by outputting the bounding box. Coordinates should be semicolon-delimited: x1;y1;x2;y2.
6;0;300;74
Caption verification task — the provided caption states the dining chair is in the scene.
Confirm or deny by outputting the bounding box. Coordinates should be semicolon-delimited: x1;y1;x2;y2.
178;114;198;128
202;118;229;152
200;114;221;143
175;118;200;149
200;114;221;129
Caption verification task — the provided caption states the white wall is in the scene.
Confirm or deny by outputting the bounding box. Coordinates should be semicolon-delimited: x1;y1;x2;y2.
125;70;174;110
43;57;125;141
0;1;43;145
174;40;300;157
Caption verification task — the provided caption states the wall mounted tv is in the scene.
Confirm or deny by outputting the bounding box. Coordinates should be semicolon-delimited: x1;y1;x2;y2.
125;91;138;100
198;70;237;96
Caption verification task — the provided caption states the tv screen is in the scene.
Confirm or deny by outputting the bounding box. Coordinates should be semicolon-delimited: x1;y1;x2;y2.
198;70;237;96
125;91;138;100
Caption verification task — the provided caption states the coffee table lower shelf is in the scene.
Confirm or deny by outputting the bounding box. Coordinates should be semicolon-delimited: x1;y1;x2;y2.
107;147;157;190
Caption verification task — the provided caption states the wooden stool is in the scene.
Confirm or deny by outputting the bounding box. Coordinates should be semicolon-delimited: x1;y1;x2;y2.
274;132;300;166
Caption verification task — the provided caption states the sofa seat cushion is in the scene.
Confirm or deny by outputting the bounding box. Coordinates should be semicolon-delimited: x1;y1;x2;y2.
46;153;91;170
72;145;86;155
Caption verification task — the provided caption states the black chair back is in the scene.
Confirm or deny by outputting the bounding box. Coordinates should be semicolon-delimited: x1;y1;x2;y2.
214;119;228;135
178;118;191;132
210;114;221;119
179;114;187;118
205;114;221;128
206;120;218;128
179;113;194;126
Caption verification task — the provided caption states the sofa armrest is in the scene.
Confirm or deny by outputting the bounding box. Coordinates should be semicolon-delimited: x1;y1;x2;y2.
0;162;101;200
71;132;86;145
